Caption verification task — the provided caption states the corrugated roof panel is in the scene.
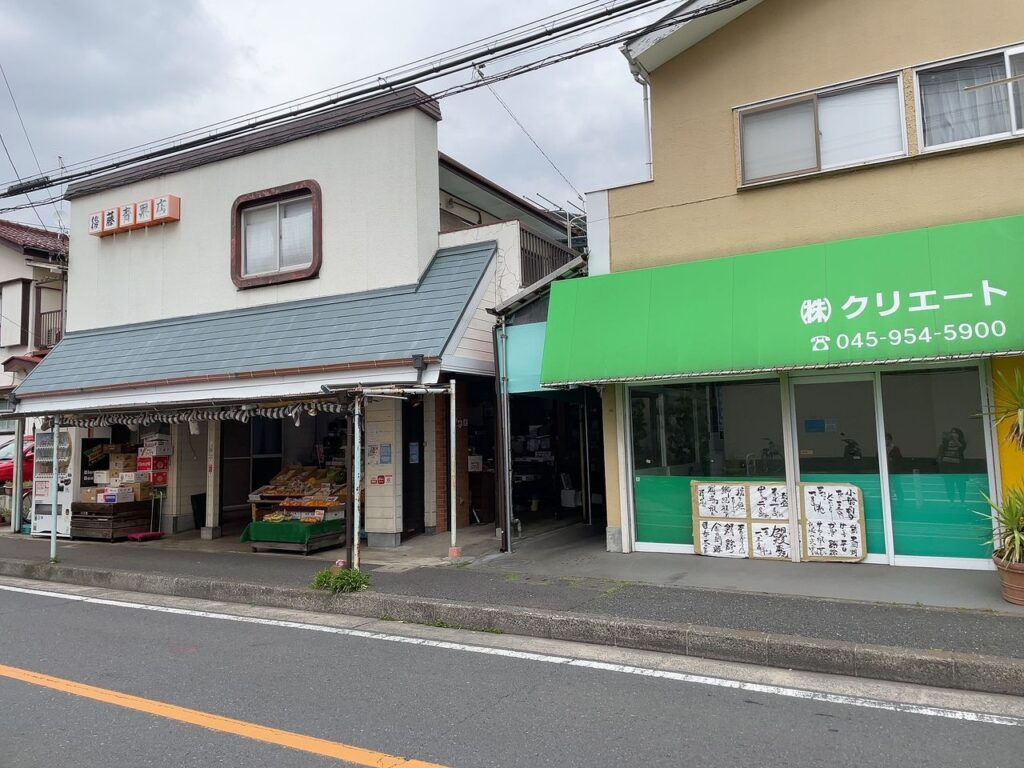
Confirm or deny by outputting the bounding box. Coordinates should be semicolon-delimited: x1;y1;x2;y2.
16;241;495;396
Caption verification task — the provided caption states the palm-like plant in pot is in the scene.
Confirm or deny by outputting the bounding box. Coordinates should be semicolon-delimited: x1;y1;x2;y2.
980;489;1024;605
981;369;1024;603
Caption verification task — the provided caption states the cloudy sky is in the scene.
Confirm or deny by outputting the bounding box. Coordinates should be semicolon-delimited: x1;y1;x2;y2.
0;0;667;231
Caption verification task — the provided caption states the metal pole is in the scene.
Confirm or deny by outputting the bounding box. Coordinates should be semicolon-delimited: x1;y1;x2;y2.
352;395;363;571
582;390;592;526
344;406;354;569
49;419;60;561
449;378;457;554
11;418;24;531
496;322;514;553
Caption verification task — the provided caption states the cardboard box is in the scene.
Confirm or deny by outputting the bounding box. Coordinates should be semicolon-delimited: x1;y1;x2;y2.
149;471;168;487
80;487;99;503
119;471;152;484
138;445;172;458
98;488;134;504
126;482;153;501
108;453;138;473
93;470;114;485
136;455;169;472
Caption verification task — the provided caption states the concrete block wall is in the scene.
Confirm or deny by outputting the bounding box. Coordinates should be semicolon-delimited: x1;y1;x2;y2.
364;398;402;547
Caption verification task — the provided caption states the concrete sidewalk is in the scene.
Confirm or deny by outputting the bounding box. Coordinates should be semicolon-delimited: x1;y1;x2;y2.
2;527;1022;694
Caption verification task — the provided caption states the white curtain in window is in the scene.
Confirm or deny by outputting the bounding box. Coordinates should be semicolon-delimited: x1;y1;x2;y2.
243;205;277;275
818;81;903;168
919;54;1010;146
279;197;313;269
742;100;817;182
1010;52;1024;132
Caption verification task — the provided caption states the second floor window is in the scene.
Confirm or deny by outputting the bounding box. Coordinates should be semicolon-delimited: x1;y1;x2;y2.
243;196;313;276
918;50;1024;148
230;180;322;289
739;78;904;184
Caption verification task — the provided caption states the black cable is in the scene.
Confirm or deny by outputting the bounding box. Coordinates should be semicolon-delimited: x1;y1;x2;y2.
1;0;746;200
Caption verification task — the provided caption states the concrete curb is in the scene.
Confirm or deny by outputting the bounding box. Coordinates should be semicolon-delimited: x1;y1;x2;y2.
3;558;1023;696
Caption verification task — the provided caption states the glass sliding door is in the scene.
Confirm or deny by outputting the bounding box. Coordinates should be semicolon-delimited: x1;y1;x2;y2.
630;380;785;546
880;368;991;559
792;378;887;556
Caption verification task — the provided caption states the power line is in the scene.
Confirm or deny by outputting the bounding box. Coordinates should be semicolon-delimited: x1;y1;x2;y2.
2;0;630;186
475;65;584;201
0;127;50;230
1;0;747;200
1;0;682;197
0;60;65;232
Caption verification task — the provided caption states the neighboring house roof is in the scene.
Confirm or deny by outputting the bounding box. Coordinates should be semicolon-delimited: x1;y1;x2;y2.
0;219;68;257
15;241;495;401
439;153;569;241
623;0;762;73
64;88;442;200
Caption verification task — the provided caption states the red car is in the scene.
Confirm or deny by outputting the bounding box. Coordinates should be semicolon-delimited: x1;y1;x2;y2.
0;436;34;482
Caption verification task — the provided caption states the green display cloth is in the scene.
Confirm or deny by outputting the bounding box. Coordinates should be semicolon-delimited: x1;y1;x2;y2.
240;518;342;544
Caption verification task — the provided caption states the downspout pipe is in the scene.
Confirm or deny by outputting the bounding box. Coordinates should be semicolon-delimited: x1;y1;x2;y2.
628;60;653;181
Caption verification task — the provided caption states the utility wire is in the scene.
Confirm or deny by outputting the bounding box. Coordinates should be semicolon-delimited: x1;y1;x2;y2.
0;127;50;229
1;0;746;200
4;0;623;184
0;60;65;232
1;0;680;196
475;65;584;202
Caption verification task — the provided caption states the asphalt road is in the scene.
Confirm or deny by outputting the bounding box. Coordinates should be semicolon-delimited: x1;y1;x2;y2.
1;581;1022;768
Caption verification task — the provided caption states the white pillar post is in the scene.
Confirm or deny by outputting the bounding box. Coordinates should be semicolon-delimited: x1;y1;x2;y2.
203;420;221;539
11;417;24;531
353;395;363;570
49;419;60;561
449;379;459;558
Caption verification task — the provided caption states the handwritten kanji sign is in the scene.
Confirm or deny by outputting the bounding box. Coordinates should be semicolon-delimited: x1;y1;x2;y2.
801;483;866;562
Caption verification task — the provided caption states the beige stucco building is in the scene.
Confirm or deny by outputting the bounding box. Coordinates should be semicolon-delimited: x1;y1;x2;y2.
549;0;1024;570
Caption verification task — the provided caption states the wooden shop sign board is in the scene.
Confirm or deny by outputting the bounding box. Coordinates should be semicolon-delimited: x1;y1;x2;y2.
88;195;180;237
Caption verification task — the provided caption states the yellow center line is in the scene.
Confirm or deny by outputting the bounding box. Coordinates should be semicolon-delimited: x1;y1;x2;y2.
0;663;448;768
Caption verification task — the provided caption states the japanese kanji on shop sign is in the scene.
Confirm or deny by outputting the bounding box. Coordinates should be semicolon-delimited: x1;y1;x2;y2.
88;195;180;237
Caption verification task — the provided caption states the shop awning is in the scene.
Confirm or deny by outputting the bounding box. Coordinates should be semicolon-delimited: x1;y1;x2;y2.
14;241;495;415
541;214;1024;385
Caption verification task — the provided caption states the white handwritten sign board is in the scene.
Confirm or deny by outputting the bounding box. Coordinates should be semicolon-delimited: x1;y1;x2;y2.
695;483;747;519
692;481;792;560
800;484;866;562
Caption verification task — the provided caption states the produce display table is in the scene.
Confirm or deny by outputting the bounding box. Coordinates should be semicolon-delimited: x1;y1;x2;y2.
70;501;153;541
240;518;343;555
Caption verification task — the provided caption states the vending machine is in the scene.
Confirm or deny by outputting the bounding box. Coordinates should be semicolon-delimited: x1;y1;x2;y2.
31;427;112;537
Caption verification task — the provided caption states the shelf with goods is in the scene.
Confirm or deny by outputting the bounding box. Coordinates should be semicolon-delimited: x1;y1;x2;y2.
242;465;349;554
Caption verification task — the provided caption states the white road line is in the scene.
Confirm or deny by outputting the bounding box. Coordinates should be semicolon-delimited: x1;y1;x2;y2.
2;582;1021;728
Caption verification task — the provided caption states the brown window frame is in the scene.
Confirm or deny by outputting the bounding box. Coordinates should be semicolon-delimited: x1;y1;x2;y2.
230;179;322;289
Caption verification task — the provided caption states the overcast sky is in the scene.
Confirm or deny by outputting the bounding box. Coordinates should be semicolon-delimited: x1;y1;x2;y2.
0;0;664;231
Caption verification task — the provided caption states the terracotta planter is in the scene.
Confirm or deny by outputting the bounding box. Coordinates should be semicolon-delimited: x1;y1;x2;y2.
993;554;1024;605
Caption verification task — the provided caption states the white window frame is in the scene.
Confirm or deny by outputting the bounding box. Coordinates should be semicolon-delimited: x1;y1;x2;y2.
914;46;1022;153
241;194;314;279
737;73;907;186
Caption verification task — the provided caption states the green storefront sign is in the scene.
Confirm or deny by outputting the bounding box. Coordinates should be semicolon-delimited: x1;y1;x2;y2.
541;215;1024;384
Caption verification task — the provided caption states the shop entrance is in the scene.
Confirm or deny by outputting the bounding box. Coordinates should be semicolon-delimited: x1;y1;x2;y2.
790;367;993;565
402;398;425;539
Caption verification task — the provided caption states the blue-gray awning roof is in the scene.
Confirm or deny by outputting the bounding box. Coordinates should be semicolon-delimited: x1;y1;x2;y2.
16;241;494;402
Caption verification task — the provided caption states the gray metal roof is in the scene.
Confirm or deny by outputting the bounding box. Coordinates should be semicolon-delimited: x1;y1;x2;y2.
16;241;495;397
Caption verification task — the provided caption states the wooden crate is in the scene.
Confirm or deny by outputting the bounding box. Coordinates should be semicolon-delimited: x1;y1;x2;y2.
71;501;154;541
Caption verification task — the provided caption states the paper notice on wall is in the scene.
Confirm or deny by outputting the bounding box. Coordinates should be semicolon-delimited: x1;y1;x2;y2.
697;520;748;558
751;523;791;559
695;483;747;519
801;483;866;561
750;484;790;520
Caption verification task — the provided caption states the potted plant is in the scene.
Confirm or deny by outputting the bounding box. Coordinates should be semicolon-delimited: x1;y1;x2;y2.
980;488;1024;605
